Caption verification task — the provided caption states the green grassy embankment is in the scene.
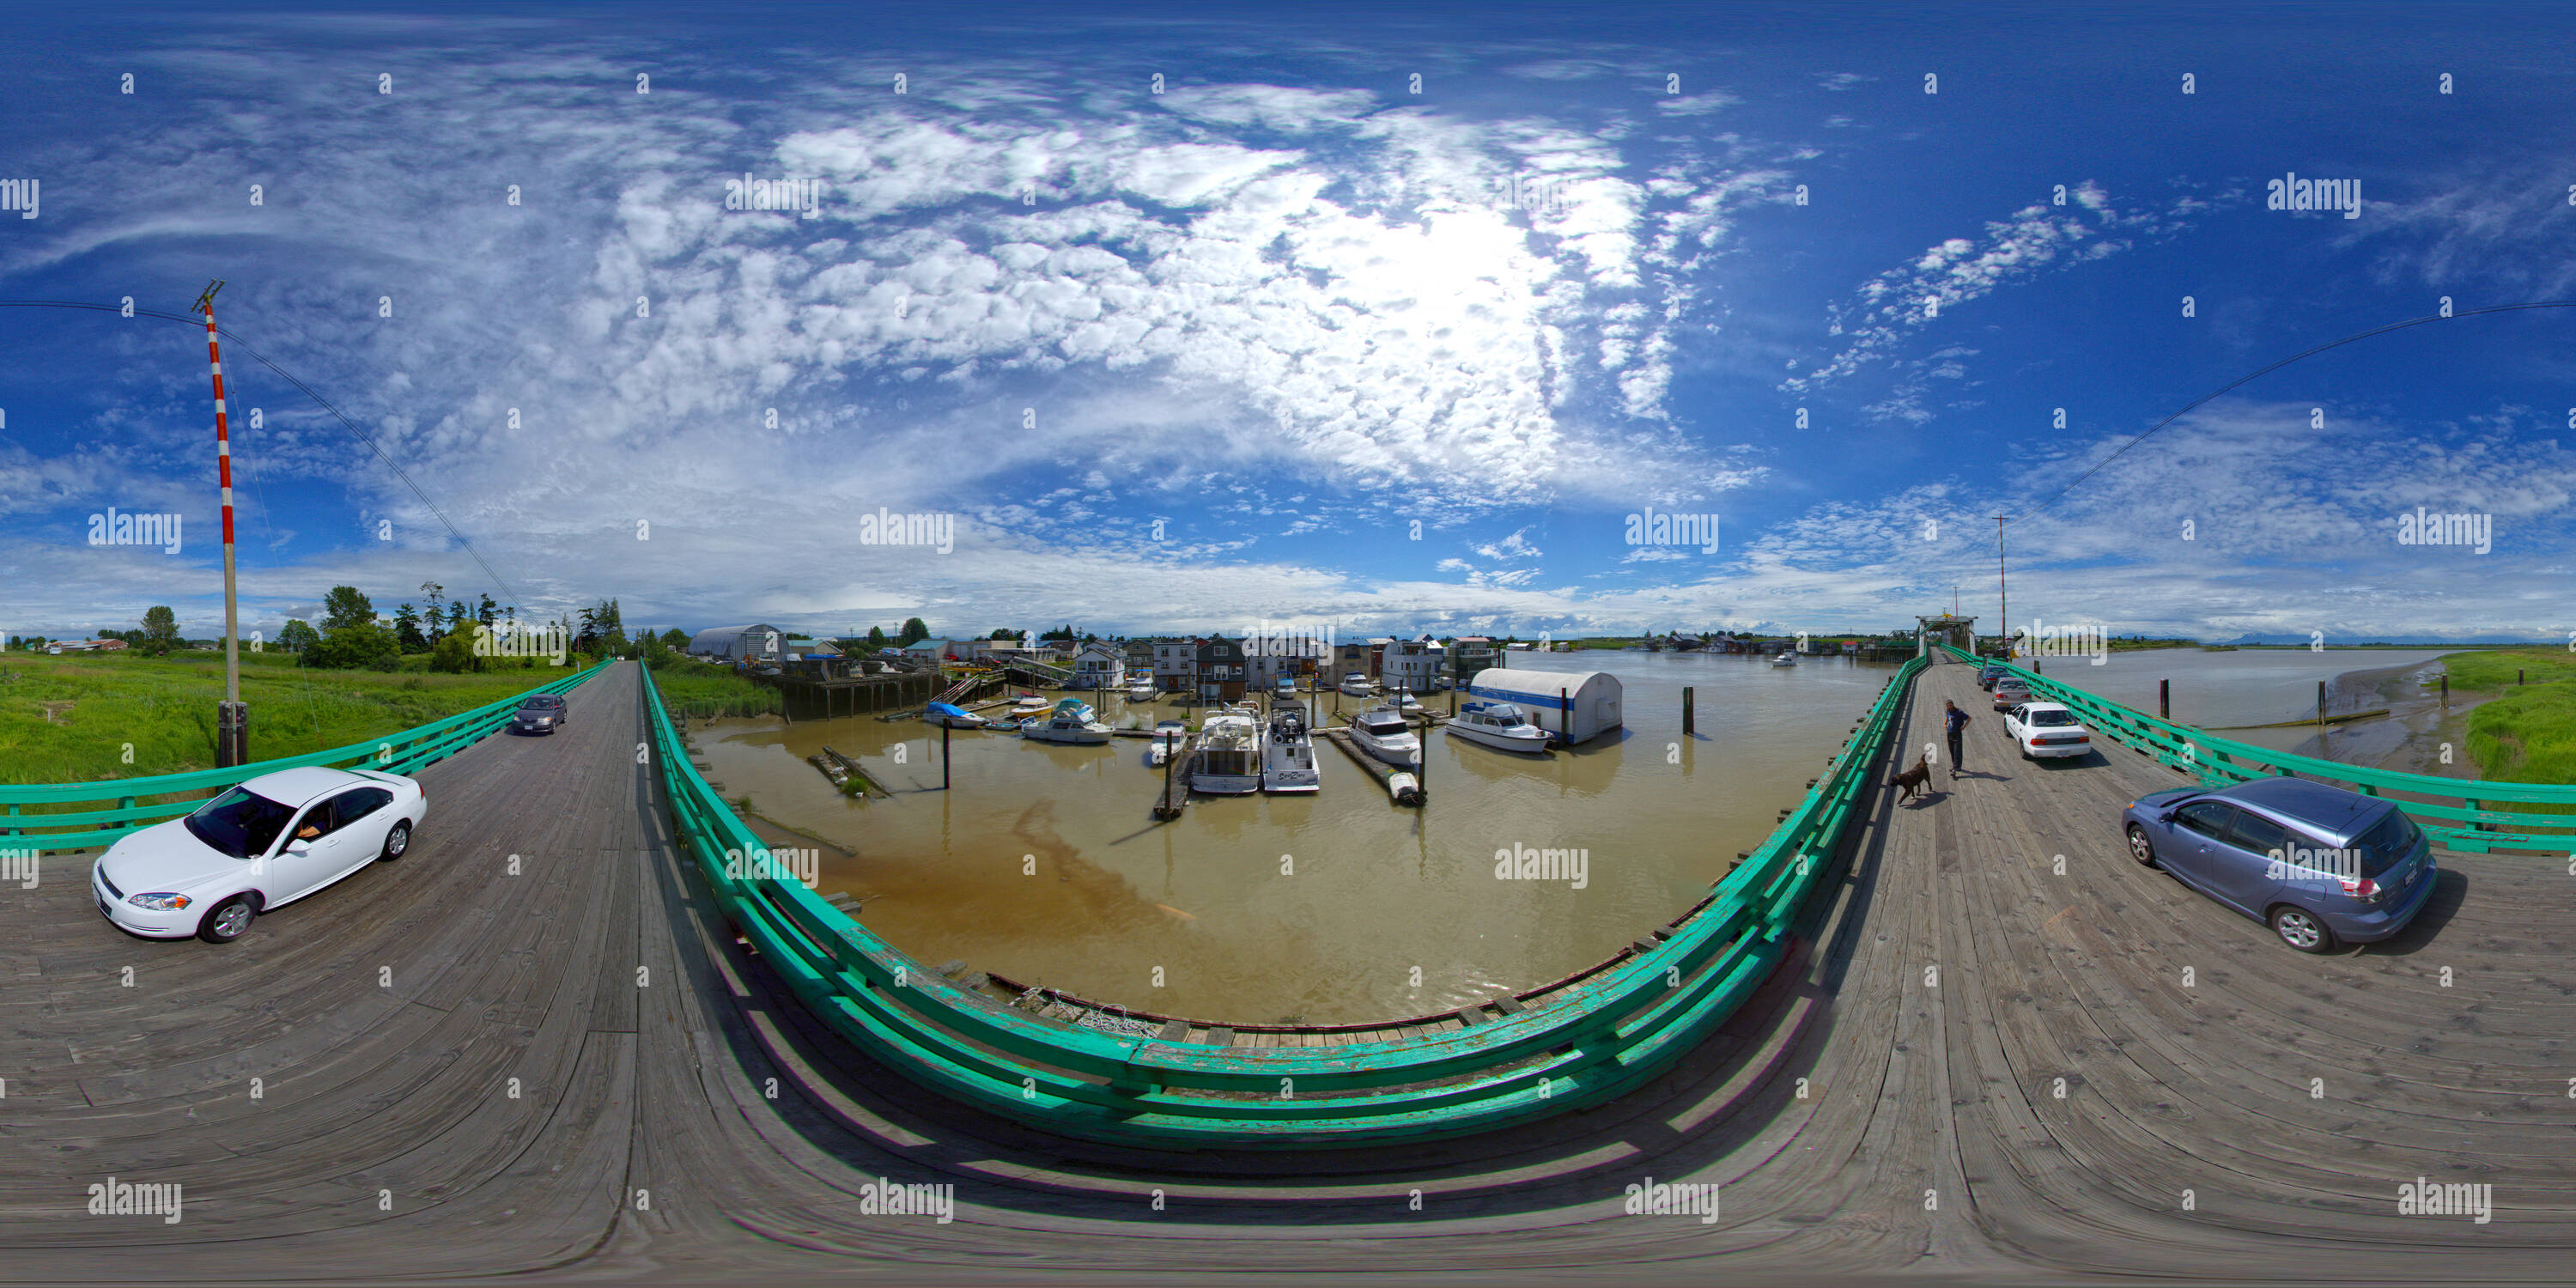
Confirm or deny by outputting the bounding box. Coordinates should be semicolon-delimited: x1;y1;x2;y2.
0;649;580;786
646;658;784;720
2441;648;2576;786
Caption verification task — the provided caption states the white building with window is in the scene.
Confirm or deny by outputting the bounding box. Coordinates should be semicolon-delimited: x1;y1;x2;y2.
1072;641;1127;690
1382;636;1447;694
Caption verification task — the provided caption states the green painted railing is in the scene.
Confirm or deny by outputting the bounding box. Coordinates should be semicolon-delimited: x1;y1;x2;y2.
0;663;609;854
645;653;1929;1150
1946;645;2576;853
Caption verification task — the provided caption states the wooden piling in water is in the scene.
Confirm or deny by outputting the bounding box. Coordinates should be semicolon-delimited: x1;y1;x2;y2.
1683;686;1694;736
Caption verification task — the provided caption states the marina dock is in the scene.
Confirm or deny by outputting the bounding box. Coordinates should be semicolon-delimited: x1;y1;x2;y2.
1152;748;1201;819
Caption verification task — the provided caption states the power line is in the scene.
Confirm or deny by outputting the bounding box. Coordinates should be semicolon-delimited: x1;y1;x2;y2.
0;297;520;605
2002;299;2576;537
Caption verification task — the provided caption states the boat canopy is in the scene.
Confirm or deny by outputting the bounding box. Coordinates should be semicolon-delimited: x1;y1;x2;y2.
926;702;975;720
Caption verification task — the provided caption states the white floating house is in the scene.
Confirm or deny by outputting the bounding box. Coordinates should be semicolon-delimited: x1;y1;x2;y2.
1462;668;1624;744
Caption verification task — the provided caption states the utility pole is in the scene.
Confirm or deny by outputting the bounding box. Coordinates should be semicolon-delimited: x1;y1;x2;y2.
1993;514;2011;662
198;280;247;767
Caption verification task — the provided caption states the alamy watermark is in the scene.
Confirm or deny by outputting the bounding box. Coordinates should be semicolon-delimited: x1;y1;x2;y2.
2397;1176;2492;1224
1494;842;1589;889
88;1176;181;1224
88;507;182;555
2265;844;2363;884
723;173;826;217
2267;172;2361;219
473;623;568;665
2014;617;2107;665
1624;507;1720;555
2396;507;2491;554
2;847;34;890
1623;1176;1719;1223
722;845;818;888
855;507;955;555
0;177;36;219
856;1176;954;1223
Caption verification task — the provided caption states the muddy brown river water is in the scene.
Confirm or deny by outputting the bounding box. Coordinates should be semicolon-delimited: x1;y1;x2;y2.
688;651;1900;1023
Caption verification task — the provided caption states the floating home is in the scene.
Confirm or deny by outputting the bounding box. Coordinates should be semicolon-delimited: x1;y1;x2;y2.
1461;668;1625;744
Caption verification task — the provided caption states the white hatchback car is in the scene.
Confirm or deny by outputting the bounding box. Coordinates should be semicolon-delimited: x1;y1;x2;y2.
91;765;428;943
2002;702;2093;759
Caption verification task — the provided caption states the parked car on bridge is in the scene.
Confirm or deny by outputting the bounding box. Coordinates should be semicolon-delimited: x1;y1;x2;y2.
2121;776;2436;954
512;694;569;735
1977;664;2013;690
2002;702;2092;759
91;765;428;944
1990;679;2032;711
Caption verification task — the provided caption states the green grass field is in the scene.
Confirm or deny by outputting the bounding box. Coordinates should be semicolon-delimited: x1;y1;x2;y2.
647;658;785;720
0;649;584;785
2444;647;2576;786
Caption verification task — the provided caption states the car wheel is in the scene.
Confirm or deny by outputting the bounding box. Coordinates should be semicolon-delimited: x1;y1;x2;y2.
198;894;257;944
2123;823;2158;867
380;820;411;861
2269;904;2336;954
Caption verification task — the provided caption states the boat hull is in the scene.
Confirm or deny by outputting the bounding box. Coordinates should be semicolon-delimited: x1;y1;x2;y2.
1444;723;1552;755
1352;733;1420;769
1023;725;1113;744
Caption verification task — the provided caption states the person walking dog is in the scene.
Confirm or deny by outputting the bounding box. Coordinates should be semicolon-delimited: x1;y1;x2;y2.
1943;699;1970;781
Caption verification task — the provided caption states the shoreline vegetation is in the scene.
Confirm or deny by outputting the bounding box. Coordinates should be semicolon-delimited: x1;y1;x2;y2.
0;646;775;785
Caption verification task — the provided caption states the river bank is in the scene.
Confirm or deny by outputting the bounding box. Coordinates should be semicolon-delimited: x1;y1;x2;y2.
2274;655;2488;780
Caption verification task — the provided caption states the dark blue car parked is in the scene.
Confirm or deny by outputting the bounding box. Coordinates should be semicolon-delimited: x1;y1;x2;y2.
2121;776;2437;953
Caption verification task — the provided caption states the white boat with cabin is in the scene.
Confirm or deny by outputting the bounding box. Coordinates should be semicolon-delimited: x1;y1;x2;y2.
1771;651;1798;667
1190;706;1264;794
1348;705;1421;769
1022;697;1114;744
1261;703;1321;793
1444;700;1552;755
1337;671;1375;697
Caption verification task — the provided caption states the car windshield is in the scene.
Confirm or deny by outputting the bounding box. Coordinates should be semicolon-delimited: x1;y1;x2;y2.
519;697;558;710
183;786;296;860
2353;808;2422;876
2027;709;2078;726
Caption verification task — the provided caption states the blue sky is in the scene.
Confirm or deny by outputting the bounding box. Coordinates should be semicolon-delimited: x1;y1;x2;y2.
3;2;2572;645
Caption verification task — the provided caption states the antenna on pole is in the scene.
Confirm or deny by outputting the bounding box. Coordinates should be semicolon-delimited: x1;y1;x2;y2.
197;277;246;764
1993;514;2012;661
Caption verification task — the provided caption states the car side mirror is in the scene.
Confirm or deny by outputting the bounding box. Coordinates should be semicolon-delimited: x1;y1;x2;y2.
286;839;312;855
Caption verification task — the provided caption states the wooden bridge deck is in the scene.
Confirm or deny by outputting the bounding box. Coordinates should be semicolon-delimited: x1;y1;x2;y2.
4;653;2571;1282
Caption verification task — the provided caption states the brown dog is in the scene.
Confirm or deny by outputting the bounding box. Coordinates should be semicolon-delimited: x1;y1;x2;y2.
1887;753;1933;802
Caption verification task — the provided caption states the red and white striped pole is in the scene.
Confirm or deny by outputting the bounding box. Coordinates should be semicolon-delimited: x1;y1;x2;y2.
197;279;246;766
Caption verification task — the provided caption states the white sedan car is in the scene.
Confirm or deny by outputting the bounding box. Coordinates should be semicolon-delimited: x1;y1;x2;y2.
91;765;428;943
2002;702;2093;759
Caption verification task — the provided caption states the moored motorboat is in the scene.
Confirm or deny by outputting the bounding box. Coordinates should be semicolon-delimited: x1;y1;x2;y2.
1771;652;1798;667
1443;700;1552;755
1022;697;1114;744
1337;671;1375;697
1009;693;1052;718
1149;719;1189;766
1261;703;1321;793
922;701;988;729
1348;704;1421;769
1190;706;1263;793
